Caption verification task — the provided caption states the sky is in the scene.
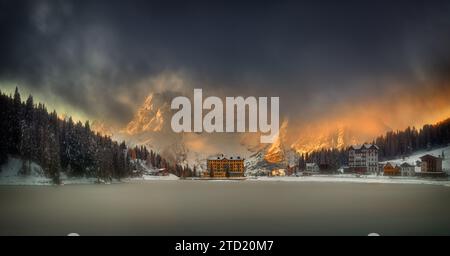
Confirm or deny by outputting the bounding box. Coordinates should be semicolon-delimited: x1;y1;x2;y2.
1;0;450;150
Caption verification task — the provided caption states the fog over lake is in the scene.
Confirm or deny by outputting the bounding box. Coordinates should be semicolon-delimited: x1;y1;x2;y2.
1;181;450;235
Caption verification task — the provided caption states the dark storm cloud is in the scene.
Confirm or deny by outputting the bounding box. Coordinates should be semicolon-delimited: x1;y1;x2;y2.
1;0;450;125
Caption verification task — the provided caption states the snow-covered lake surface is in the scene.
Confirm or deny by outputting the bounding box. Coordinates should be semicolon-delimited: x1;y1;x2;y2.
1;181;450;235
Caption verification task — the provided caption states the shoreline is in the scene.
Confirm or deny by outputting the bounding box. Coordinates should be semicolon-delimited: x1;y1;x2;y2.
247;175;450;187
2;174;450;187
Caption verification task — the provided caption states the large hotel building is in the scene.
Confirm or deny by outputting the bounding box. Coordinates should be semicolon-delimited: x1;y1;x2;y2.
205;154;245;178
348;144;379;173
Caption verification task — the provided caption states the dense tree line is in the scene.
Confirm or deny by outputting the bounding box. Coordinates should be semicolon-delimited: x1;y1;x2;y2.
0;88;183;183
299;148;348;171
375;119;450;160
301;118;450;170
130;145;196;177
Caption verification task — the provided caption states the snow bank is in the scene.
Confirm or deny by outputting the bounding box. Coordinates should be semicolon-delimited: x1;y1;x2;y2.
0;157;51;185
0;156;123;185
251;174;450;187
58;172;101;185
129;159;179;180
133;173;179;181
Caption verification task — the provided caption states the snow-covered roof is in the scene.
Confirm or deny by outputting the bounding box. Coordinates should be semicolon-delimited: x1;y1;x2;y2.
208;154;225;160
349;144;379;150
207;154;244;160
382;162;401;168
420;154;440;160
400;162;415;167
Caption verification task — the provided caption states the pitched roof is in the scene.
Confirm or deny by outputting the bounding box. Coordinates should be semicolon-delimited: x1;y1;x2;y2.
208;154;225;160
384;162;394;168
207;154;243;160
349;144;379;150
420;154;439;161
400;162;414;167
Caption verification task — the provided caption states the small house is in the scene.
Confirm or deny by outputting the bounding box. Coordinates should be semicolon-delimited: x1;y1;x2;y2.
420;154;443;172
400;162;415;176
383;163;400;176
271;169;286;176
305;163;319;173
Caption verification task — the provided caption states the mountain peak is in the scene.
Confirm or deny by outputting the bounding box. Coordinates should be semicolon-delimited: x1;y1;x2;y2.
124;92;172;135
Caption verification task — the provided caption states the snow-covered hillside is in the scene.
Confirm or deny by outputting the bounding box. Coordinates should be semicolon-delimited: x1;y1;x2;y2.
0;156;179;185
0;157;51;185
245;151;271;175
0;156;104;185
380;146;450;173
245;149;296;176
137;173;179;181
128;159;180;180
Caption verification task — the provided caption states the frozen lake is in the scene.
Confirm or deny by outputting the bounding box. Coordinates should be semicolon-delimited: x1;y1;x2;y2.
1;180;450;235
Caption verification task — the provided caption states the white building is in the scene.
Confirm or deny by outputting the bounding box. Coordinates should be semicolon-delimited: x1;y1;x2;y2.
348;144;379;173
305;163;319;173
400;162;415;176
